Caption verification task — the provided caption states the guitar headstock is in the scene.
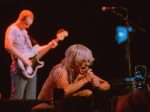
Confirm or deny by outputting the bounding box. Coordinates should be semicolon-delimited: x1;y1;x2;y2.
56;29;68;42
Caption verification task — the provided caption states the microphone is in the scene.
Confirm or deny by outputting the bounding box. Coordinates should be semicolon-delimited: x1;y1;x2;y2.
101;6;117;11
101;6;127;12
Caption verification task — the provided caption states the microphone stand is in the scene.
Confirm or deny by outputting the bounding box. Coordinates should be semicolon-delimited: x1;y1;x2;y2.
124;11;132;78
111;8;146;78
111;8;132;78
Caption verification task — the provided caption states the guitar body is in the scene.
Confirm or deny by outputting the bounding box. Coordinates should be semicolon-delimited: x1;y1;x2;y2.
18;55;44;79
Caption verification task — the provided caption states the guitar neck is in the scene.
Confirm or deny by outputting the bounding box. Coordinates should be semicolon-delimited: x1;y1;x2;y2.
32;29;68;62
36;38;59;60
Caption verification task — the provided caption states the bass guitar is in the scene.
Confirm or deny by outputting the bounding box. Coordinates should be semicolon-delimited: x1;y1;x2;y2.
17;29;68;79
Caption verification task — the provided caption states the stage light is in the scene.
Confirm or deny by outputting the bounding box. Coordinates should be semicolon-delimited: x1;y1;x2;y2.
116;26;133;44
116;26;128;44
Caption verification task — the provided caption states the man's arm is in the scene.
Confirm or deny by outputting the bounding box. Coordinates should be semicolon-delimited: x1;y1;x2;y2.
37;39;58;60
37;29;68;60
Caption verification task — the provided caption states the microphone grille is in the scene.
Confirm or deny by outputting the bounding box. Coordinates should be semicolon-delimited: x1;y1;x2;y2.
101;6;107;11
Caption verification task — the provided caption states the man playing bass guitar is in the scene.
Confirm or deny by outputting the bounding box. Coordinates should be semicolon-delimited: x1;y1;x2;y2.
5;9;68;99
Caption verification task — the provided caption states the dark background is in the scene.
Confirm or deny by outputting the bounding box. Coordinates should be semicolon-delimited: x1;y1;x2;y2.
0;0;149;100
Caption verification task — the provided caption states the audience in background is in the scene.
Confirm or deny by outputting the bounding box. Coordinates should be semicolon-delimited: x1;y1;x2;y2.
115;90;150;112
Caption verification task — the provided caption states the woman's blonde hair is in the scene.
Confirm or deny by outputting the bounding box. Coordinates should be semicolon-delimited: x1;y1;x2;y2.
64;44;95;69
